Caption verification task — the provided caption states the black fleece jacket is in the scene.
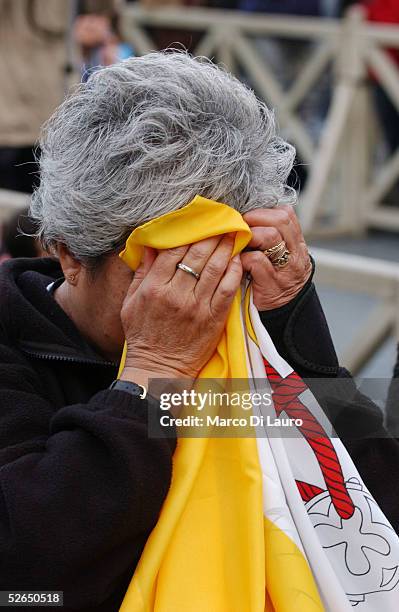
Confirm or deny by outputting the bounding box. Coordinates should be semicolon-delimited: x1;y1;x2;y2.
0;258;175;611
0;257;398;611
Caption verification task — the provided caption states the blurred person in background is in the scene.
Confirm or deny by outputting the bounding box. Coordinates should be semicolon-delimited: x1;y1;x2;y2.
335;0;399;203
364;0;399;203
339;1;399;166
74;0;134;81
209;0;339;13
238;0;320;14
0;0;123;194
0;0;69;193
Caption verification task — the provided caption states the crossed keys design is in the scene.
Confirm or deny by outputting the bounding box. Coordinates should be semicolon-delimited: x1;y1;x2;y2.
263;358;399;604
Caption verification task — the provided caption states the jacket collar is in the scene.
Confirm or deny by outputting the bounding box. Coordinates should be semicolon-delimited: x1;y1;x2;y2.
0;257;118;367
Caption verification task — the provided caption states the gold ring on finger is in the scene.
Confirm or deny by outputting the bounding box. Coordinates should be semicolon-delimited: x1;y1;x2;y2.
264;240;290;266
264;241;286;257
264;240;291;267
273;250;291;268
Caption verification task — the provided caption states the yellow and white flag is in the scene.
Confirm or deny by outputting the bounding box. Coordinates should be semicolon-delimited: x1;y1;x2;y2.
118;196;399;612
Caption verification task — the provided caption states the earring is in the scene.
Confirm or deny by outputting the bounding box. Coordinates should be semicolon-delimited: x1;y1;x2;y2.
68;273;76;283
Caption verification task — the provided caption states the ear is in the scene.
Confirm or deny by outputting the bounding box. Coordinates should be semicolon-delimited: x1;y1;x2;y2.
56;244;82;286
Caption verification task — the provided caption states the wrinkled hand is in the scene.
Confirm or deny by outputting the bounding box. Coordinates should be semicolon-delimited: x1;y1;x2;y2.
120;235;243;384
241;204;312;311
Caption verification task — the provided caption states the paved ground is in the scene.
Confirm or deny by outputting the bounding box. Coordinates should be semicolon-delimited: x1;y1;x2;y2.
310;229;399;263
309;230;398;380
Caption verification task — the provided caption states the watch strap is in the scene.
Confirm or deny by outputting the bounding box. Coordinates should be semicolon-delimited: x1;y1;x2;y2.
109;379;147;399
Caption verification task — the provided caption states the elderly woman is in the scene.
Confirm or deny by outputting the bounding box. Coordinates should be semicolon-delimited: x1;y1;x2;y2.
0;52;398;611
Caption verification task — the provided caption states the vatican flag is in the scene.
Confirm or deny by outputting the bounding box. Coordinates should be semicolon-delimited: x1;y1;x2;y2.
117;196;399;612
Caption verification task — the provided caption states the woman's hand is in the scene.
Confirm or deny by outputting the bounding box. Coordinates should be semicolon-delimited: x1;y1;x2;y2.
120;235;243;384
240;204;312;311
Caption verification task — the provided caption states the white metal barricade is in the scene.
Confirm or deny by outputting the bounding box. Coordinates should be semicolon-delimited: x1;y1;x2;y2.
122;4;399;236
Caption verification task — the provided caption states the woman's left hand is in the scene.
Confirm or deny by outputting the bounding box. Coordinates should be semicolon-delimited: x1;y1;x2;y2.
241;204;312;311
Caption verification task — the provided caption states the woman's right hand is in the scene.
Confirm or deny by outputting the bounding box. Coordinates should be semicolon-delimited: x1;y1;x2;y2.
119;235;243;387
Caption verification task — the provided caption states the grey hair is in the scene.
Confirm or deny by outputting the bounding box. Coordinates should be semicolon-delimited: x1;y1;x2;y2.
31;51;296;260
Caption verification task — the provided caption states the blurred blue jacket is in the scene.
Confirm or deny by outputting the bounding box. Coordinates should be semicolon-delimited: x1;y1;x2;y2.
238;0;320;15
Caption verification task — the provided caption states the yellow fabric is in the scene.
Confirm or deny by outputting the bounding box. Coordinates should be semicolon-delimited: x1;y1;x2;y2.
119;195;252;269
263;517;324;612
244;285;324;612
118;195;323;612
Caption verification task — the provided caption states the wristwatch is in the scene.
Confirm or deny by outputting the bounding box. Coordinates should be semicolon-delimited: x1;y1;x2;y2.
109;379;147;399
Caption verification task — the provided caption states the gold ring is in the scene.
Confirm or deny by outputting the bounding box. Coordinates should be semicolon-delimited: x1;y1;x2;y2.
264;241;290;267
264;241;285;257
273;251;291;268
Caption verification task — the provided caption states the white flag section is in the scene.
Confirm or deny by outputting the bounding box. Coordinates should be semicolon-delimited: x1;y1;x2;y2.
246;290;399;610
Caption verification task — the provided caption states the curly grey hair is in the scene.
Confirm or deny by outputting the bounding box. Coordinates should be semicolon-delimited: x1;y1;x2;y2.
31;51;296;260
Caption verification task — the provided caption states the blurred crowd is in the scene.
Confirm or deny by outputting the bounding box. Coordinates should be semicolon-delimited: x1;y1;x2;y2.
0;0;398;261
0;0;132;195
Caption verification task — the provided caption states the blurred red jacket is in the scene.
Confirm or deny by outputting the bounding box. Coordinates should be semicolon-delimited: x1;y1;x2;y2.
366;0;399;24
364;0;399;66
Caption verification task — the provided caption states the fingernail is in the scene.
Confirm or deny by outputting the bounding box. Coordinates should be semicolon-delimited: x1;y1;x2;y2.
233;254;241;263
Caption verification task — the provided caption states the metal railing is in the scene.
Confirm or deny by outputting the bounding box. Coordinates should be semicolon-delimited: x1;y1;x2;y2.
312;247;399;373
122;4;399;236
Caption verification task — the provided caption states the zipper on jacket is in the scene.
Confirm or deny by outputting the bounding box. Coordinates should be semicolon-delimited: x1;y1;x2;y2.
21;348;118;368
